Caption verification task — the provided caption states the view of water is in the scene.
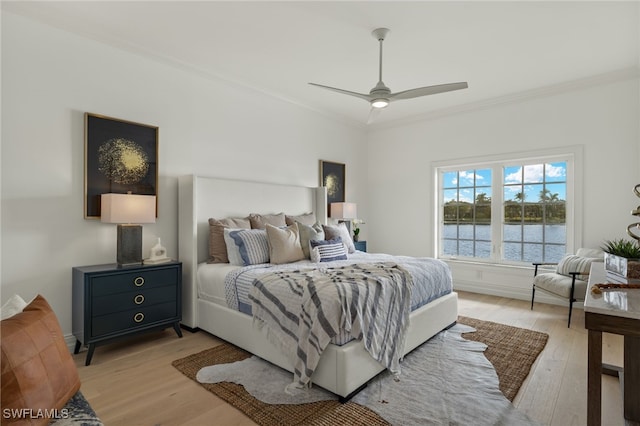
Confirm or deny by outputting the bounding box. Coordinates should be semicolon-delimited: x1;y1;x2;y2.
443;224;566;262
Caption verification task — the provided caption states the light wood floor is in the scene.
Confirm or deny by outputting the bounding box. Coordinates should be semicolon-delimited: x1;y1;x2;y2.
74;291;628;425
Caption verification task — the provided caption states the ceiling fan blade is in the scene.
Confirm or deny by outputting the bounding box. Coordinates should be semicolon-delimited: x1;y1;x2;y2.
366;107;382;124
389;82;468;100
308;83;372;102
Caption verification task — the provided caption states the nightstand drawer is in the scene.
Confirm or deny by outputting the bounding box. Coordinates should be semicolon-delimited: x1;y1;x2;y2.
92;285;177;316
73;261;182;365
92;302;178;337
92;267;178;296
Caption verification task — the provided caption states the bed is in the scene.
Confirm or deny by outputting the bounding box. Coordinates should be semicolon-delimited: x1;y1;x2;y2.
178;175;458;400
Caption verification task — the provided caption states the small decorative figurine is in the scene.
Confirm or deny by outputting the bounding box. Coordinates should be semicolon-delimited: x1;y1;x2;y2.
144;238;170;264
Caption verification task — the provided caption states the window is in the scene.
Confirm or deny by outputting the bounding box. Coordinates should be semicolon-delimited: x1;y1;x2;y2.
442;169;493;259
502;162;567;263
436;149;579;265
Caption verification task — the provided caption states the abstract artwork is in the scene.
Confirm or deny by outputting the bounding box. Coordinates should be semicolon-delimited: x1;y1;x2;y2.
84;113;158;218
319;160;345;216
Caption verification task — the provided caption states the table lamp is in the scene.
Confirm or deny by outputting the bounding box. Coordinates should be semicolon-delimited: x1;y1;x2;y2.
330;202;357;233
101;193;156;267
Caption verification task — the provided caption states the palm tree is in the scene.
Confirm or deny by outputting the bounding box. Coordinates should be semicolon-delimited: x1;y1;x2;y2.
475;192;490;204
515;192;526;203
546;192;562;221
539;188;551;203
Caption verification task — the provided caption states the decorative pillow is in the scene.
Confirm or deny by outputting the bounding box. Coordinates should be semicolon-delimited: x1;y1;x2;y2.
1;295;81;426
297;222;325;259
208;217;250;263
226;229;270;266
323;223;356;253
1;294;28;320
556;254;594;281
266;223;305;265
285;213;316;227
223;228;246;266
249;213;286;230
310;237;348;263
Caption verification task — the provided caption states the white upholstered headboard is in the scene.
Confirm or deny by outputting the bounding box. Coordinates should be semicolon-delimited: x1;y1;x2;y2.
177;175;327;328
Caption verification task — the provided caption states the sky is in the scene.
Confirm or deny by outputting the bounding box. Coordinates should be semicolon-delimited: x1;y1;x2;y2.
443;162;567;203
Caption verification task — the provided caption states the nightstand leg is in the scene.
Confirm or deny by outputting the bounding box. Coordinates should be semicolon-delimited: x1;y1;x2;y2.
74;339;82;354
85;344;96;366
173;322;183;338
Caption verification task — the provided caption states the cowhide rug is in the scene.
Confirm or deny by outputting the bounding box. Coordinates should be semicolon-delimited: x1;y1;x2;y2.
196;324;539;425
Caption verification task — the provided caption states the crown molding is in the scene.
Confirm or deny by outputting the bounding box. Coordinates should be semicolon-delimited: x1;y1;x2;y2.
369;67;640;132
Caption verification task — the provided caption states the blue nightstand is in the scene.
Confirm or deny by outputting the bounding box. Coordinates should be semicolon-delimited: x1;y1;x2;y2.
354;240;367;252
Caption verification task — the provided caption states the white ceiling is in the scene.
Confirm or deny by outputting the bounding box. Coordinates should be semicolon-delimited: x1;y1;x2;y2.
3;1;639;128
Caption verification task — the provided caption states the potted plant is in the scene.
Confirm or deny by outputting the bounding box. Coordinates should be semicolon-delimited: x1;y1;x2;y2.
601;238;640;280
352;219;365;242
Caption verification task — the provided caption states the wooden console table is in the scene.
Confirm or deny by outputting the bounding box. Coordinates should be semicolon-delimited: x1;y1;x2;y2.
585;263;640;425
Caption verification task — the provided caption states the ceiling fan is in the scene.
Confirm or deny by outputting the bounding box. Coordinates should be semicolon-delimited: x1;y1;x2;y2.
309;28;468;123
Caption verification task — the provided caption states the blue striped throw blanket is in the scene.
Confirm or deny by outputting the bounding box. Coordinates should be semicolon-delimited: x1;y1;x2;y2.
248;262;413;391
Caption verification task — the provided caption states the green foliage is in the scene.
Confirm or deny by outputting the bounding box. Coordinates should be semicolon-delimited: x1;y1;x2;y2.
601;238;640;258
443;199;566;224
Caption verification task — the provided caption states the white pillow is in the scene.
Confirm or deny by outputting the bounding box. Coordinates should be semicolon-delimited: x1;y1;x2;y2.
322;223;356;253
266;223;305;265
1;294;28;320
556;254;594;281
297;222;325;259
226;228;270;266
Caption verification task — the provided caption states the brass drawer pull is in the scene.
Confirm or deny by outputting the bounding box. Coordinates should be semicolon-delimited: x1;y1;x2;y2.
133;294;145;305
134;277;145;287
133;312;144;323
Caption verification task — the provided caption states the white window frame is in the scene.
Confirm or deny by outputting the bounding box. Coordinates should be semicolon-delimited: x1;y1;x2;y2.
433;146;583;266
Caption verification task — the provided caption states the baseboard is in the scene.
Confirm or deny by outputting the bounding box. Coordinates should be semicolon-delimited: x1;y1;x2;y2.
179;323;200;333
65;334;79;353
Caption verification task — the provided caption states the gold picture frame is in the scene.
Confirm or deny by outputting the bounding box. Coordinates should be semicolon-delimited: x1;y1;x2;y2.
84;113;158;218
319;160;345;216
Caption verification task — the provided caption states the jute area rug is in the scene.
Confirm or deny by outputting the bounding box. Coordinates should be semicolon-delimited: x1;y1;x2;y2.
172;316;548;426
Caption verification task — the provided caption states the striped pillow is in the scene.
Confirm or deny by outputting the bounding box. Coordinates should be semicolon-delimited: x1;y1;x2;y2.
310;237;348;263
556;254;593;280
228;229;270;266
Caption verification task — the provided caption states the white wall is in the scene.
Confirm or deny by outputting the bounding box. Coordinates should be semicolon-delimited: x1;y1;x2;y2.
0;13;367;335
366;76;640;302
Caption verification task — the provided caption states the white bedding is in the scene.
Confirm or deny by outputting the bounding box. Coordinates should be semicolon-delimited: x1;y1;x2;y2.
197;263;240;305
198;252;452;312
197;252;453;345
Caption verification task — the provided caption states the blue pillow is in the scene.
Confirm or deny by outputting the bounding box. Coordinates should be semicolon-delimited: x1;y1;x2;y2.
229;229;270;265
309;237;348;262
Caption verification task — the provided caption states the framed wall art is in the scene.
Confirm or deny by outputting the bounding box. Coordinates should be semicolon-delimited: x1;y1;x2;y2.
319;160;345;216
84;113;158;218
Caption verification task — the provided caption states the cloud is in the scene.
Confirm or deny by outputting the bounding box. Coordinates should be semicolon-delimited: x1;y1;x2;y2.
457;171;484;186
459;188;474;203
504;164;565;184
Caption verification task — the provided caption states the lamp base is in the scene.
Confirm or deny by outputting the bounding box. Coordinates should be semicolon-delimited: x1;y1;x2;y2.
116;224;143;267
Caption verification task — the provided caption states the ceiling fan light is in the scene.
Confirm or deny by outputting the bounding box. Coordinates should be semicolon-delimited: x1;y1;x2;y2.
371;98;389;108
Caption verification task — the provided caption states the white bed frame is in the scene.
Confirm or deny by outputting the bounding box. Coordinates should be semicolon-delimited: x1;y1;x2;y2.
178;175;458;399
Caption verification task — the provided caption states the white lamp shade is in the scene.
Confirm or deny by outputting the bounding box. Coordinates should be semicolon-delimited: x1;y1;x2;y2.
101;193;156;224
330;202;357;219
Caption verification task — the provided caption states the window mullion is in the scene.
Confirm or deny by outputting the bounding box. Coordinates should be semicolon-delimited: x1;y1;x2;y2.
492;165;503;262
